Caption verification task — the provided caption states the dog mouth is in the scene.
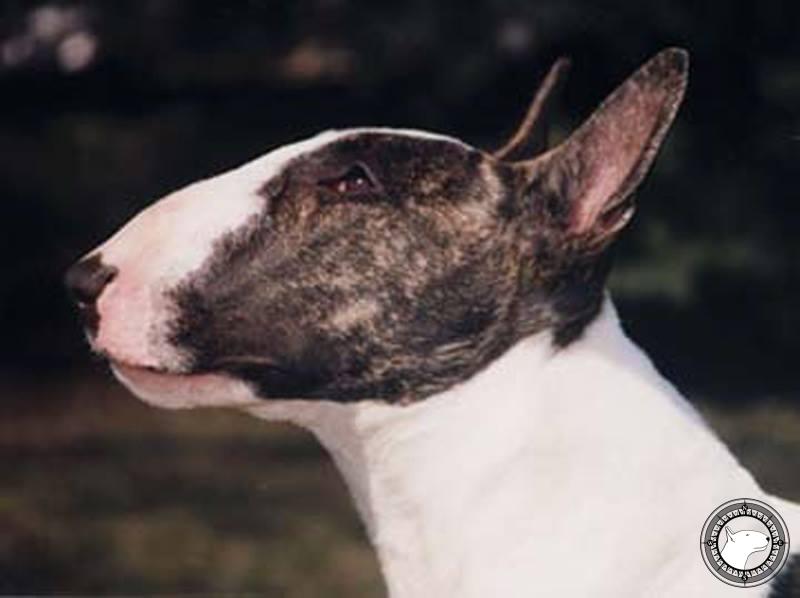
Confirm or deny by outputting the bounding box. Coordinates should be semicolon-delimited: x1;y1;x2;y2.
92;345;186;376
105;354;285;383
110;359;184;376
99;346;310;405
104;354;270;409
92;344;222;393
108;359;204;392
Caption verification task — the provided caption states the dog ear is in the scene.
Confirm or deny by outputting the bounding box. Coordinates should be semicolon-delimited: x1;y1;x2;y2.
725;526;735;543
493;57;571;161
509;48;688;251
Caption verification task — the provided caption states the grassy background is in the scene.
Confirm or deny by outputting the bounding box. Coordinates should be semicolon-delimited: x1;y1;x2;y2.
1;372;798;596
0;374;381;596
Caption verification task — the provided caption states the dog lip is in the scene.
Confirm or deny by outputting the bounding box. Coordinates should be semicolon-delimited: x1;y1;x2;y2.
97;349;188;377
107;355;282;377
109;358;179;376
110;360;213;389
100;349;284;381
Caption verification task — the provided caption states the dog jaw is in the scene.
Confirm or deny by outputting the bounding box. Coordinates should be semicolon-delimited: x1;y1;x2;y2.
110;361;262;409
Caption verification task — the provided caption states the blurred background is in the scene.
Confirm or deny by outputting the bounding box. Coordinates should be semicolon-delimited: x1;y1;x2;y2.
0;0;798;594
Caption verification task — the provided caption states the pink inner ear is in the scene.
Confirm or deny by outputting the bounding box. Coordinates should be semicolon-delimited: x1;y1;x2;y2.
571;163;625;233
515;49;688;244
567;84;675;236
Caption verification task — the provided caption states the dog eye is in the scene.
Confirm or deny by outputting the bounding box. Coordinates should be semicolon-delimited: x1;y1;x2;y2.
319;163;377;196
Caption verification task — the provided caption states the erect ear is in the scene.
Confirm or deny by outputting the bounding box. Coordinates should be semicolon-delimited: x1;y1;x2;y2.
512;48;688;250
725;526;735;543
494;57;571;161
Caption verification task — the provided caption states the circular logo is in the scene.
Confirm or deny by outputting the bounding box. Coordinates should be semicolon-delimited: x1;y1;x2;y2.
700;498;790;587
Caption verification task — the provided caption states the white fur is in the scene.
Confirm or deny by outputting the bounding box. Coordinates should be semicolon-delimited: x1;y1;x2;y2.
245;299;799;597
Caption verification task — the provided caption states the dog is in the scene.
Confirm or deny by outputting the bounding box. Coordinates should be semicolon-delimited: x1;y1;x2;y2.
66;48;798;596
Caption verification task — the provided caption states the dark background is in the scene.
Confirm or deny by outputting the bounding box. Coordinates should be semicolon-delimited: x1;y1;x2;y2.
0;0;797;594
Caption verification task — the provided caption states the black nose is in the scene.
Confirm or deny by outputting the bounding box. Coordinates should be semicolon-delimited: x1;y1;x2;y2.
64;254;118;307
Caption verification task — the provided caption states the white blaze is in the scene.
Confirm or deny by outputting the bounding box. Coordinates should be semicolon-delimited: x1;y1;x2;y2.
91;130;343;368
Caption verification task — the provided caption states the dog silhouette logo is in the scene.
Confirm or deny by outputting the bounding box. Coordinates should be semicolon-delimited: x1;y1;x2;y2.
701;498;790;587
720;525;770;569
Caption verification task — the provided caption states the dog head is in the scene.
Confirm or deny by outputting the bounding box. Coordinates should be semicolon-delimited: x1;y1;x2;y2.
65;49;688;408
724;526;771;555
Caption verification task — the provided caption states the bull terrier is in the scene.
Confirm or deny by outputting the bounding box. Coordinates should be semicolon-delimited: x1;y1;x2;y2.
66;48;798;597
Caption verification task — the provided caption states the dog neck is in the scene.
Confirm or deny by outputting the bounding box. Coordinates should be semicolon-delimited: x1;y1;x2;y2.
247;298;767;597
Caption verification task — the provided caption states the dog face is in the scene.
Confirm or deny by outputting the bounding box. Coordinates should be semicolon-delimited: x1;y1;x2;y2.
724;526;771;553
65;49;688;408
